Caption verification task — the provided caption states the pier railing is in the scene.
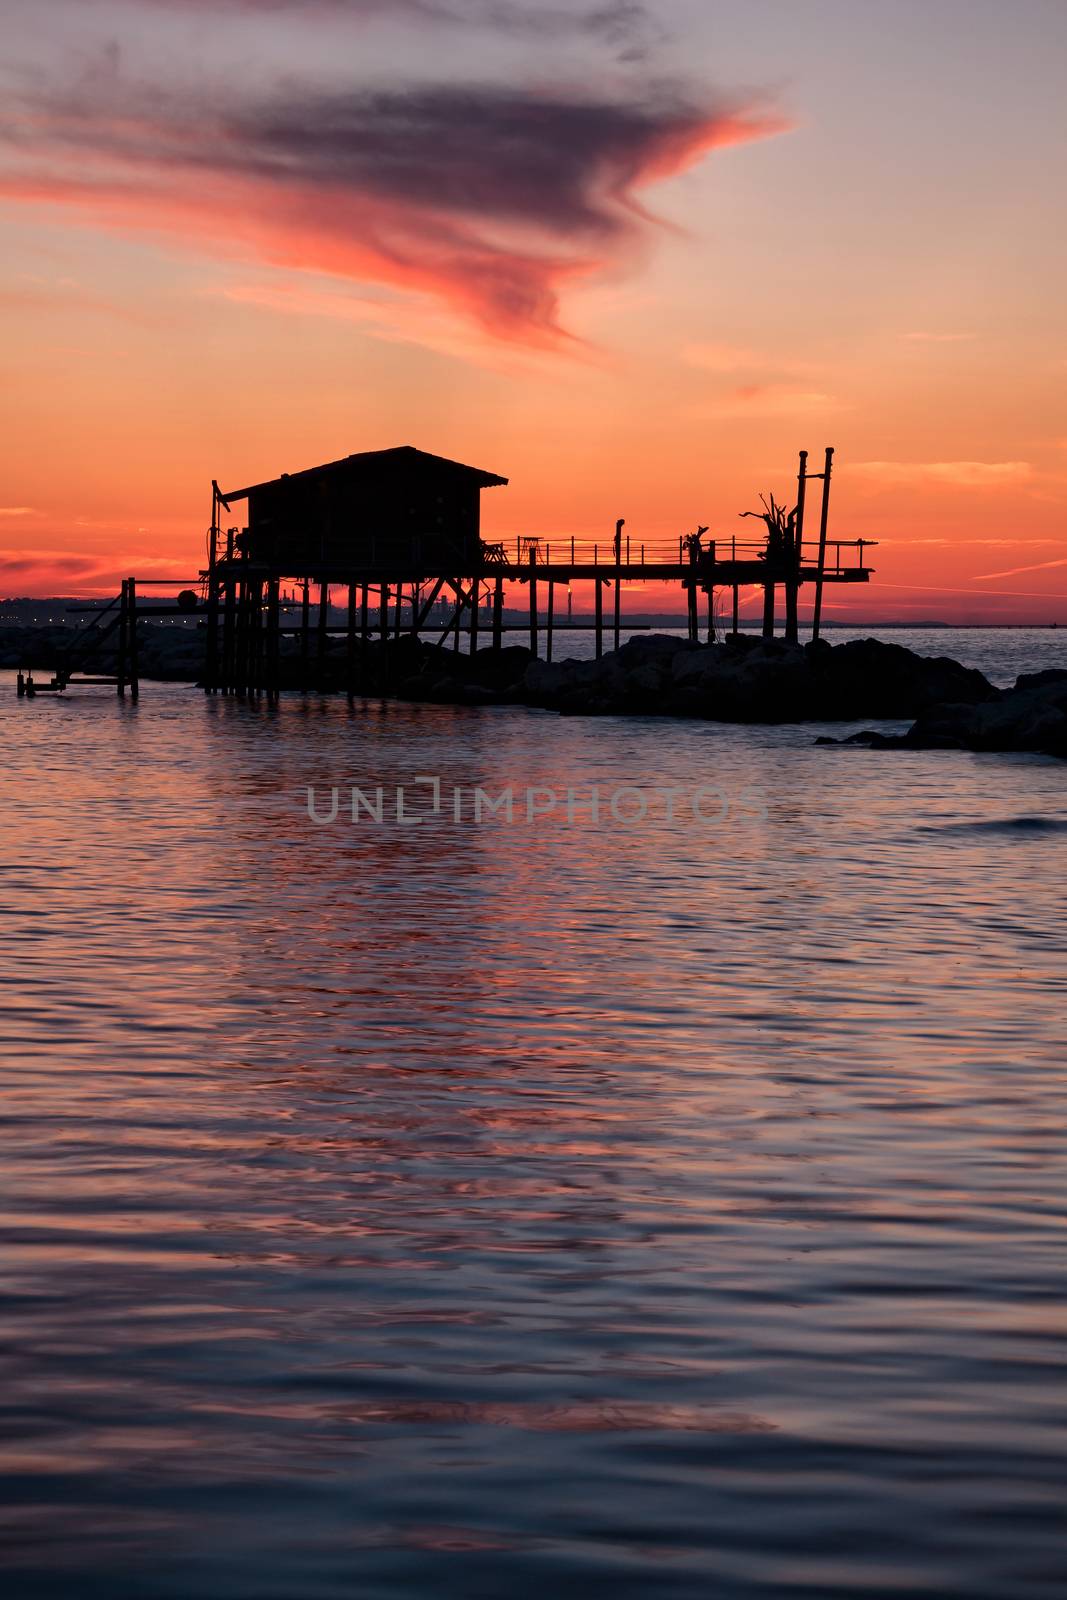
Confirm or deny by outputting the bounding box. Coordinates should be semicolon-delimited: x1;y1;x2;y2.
485;535;873;574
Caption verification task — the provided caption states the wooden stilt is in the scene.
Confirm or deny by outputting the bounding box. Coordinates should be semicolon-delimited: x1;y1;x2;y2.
233;563;248;699
317;582;329;686
595;579;603;659
360;582;369;671
267;576;280;702
493;575;504;651
785;449;807;644
613;519;623;652
117;579;128;696
686;537;700;642
346;582;357;701
299;577;310;691
812;446;835;642
248;567;259;699
470;577;479;657
222;530;237;694
732;584;739;636
706;588;714;645
762;581;775;639
528;547;538;658
546;579;555;663
205;486;219;693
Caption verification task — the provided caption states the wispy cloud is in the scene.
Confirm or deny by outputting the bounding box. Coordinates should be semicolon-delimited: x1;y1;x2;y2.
853;461;1032;487
972;555;1067;580
0;545;199;594
0;59;786;344
0;507;37;517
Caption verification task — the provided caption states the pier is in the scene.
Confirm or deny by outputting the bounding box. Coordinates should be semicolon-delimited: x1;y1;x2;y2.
15;445;873;698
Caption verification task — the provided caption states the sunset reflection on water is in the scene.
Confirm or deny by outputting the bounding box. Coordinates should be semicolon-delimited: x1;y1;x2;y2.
1;676;1065;1598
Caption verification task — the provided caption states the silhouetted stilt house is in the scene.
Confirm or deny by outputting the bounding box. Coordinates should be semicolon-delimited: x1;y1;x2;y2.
230;446;509;575
13;443;875;699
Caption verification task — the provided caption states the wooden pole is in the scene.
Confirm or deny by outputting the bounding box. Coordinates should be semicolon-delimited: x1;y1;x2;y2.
129;576;139;700
127;576;139;701
811;446;835;642
786;449;807;644
347;581;357;701
732;584;739;636
528;547;538;658
300;577;310;691
613;519;623;652
267;576;280;702
762;580;775;639
255;576;267;697
244;576;255;697
221;528;236;694
360;582;369;671
470;577;479;656
205;484;219;694
318;581;329;686
706;589;714;644
595;578;603;659
117;579;128;697
546;579;555;662
234;557;249;699
493;575;504;650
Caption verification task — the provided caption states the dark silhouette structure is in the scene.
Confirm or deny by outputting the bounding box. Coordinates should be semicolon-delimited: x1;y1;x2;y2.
14;444;874;698
230;446;508;575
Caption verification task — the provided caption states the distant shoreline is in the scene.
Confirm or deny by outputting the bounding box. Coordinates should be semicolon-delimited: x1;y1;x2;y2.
0;601;1061;633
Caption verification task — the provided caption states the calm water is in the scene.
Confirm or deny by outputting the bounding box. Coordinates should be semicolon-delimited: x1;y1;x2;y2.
2;631;1065;1599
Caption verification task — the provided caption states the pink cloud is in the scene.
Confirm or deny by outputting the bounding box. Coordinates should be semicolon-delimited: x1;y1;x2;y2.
0;70;787;344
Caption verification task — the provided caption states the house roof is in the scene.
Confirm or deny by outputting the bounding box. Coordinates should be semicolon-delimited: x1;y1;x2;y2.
220;445;509;504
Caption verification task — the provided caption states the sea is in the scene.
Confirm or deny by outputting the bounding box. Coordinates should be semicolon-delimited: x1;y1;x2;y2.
1;627;1065;1599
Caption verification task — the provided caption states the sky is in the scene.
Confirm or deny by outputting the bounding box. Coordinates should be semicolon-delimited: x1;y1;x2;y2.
1;0;1065;620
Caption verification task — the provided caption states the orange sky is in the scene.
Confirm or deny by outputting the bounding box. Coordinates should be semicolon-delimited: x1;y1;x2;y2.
1;0;1065;621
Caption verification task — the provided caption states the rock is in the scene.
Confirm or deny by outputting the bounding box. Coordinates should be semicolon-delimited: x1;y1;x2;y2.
519;635;999;725
1012;668;1067;693
616;632;702;667
819;674;1067;760
906;676;1067;757
810;638;994;718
